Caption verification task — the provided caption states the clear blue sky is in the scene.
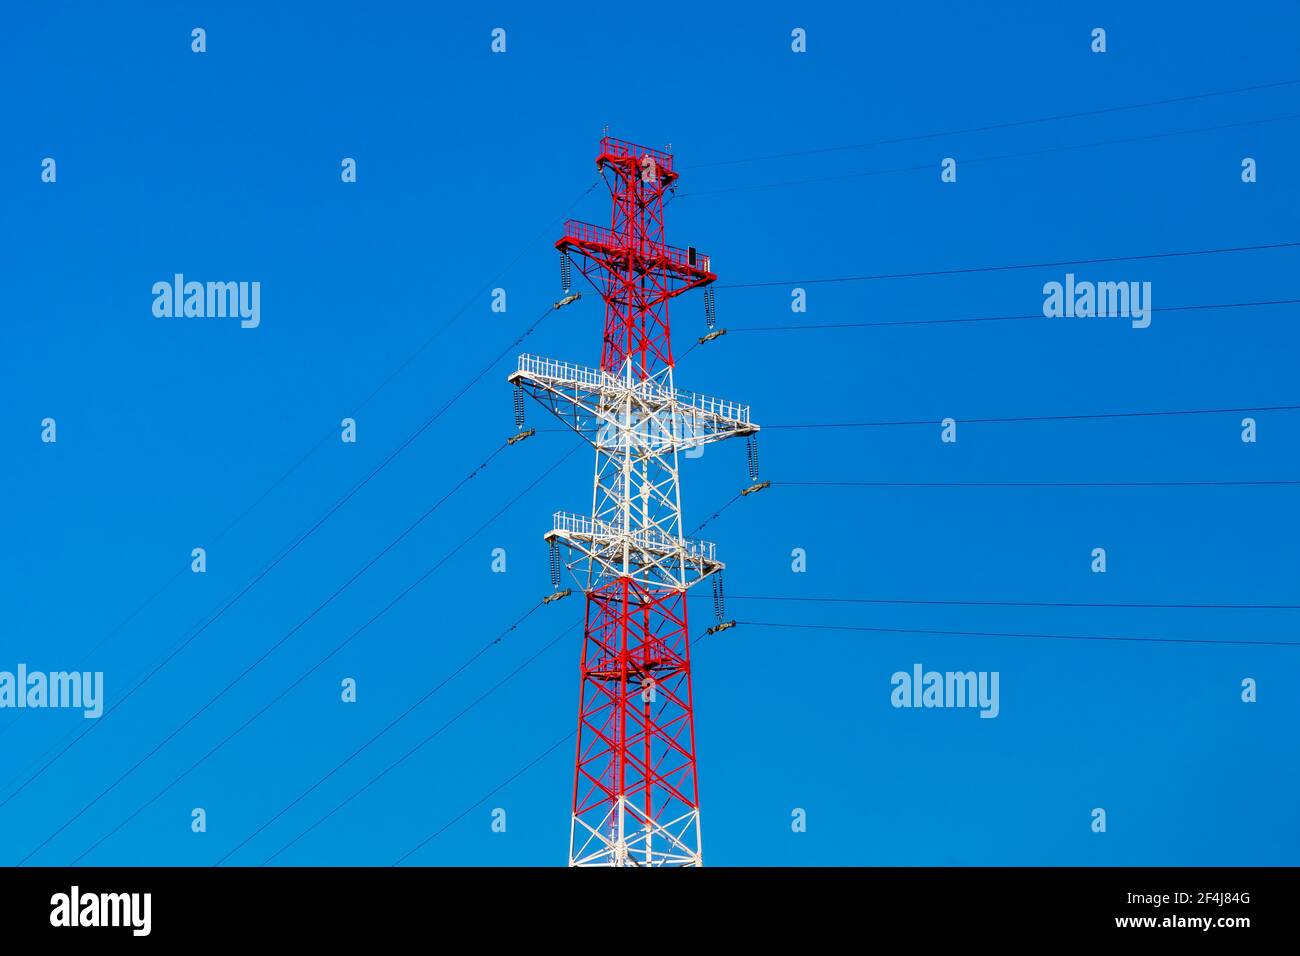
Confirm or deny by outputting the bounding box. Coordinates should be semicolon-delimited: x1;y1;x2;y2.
2;0;1298;866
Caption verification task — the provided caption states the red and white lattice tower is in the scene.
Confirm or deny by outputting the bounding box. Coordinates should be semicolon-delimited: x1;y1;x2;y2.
508;135;758;866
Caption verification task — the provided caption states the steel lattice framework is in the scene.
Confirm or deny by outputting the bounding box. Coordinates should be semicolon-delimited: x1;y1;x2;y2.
508;135;758;866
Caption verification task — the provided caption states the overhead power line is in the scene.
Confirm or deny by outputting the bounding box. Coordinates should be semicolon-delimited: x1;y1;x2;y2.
205;600;558;866
388;623;730;866
726;594;1300;611
74;597;550;868
736;620;1300;648
775;479;1300;488
389;586;1295;865
17;444;580;867
0;304;558;812
688;77;1300;168
683;113;1300;198
265;621;579;867
689;491;744;535
762;403;1300;431
391;729;577;867
0;182;601;750
716;240;1300;290
725;297;1300;332
542;403;1300;444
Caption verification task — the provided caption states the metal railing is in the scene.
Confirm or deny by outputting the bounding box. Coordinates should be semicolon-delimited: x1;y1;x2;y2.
598;137;674;174
517;354;613;391
559;219;710;275
675;388;749;425
516;354;750;426
551;511;717;563
560;219;618;250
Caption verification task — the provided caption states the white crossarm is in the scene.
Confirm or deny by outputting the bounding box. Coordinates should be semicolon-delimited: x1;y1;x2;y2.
544;511;724;588
509;354;757;450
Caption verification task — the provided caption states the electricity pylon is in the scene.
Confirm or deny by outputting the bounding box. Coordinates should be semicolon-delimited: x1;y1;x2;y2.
509;135;758;867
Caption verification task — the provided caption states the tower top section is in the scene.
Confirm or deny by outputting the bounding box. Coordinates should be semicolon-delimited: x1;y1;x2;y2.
555;132;712;377
594;135;678;186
